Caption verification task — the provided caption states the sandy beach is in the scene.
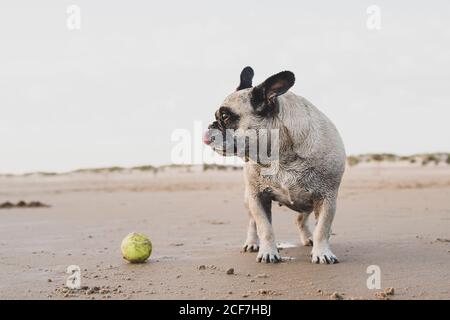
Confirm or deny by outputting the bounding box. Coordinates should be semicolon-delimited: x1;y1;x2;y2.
0;165;449;300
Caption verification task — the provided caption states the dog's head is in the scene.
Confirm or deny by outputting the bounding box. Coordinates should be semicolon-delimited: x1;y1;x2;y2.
204;67;295;160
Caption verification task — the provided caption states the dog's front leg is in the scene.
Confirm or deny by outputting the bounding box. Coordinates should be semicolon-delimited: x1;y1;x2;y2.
248;193;281;263
242;185;259;252
311;196;339;264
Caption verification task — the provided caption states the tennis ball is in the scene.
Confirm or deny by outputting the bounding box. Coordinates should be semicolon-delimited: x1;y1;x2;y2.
121;232;152;263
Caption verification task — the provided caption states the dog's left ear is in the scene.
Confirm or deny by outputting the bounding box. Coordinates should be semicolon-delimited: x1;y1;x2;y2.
236;66;254;91
251;71;295;114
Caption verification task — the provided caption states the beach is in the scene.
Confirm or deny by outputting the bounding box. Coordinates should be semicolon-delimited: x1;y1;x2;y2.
0;165;449;299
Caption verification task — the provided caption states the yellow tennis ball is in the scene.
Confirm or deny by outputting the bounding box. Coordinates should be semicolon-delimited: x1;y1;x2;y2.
121;232;152;263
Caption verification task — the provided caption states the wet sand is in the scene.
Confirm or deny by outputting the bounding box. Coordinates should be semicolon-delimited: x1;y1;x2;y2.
0;166;449;299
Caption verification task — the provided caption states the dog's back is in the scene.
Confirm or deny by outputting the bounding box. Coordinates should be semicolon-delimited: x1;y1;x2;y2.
278;92;346;177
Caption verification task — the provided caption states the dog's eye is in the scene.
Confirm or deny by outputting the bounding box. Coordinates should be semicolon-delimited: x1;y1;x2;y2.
221;113;229;121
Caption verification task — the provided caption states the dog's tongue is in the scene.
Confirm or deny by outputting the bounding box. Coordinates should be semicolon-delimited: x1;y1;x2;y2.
202;131;211;145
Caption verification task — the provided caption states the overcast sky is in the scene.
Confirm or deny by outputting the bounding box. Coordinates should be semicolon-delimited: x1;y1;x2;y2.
0;0;449;173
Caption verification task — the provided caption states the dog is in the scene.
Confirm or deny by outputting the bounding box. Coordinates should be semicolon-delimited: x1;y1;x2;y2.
203;67;346;264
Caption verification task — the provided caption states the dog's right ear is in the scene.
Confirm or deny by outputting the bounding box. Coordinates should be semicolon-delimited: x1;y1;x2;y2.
236;66;254;91
251;71;295;115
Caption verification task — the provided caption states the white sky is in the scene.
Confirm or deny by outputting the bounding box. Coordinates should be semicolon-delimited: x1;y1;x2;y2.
0;0;449;173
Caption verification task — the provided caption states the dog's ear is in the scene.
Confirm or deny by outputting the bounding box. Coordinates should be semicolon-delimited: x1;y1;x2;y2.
251;71;295;114
236;66;254;91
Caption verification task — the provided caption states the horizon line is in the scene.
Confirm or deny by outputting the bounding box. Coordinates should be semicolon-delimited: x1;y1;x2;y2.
1;152;449;177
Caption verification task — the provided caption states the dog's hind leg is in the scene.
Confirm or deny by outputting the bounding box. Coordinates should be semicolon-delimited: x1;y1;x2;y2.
310;196;339;264
242;217;259;252
294;213;313;246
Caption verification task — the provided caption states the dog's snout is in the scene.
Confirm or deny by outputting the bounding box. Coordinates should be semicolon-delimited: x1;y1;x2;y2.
204;122;219;145
203;130;214;145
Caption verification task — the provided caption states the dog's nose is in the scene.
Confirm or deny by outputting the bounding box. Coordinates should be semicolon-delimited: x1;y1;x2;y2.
203;130;212;145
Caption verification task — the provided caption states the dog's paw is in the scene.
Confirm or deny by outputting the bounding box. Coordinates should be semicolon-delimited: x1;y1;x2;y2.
301;238;313;247
298;227;313;247
256;244;281;263
310;247;339;264
242;243;259;252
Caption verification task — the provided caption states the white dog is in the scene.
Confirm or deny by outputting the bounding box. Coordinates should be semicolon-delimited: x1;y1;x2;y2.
204;67;346;264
